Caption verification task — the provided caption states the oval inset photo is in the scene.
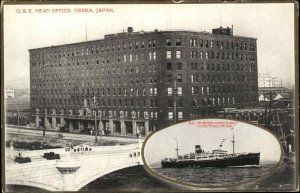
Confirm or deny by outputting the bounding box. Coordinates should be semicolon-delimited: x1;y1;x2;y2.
142;119;282;188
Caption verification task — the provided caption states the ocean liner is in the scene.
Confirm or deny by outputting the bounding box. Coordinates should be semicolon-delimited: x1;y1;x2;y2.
161;129;260;168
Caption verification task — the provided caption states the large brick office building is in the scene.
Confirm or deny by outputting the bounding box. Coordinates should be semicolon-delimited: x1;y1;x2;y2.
30;26;258;136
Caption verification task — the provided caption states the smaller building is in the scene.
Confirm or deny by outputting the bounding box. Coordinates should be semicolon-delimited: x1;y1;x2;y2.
258;73;282;88
5;87;31;126
5;87;15;99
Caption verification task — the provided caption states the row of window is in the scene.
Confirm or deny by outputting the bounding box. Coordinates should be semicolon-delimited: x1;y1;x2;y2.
167;38;255;51
31;39;157;60
167;97;237;108
36;108;159;119
31;51;157;67
165;74;257;83
166;50;256;61
168;112;183;120
31;73;256;88
167;62;256;72
32;98;158;108
32;75;159;88
31;87;158;97
31;64;157;80
31;48;255;70
167;84;256;96
32;82;256;99
30;36;255;61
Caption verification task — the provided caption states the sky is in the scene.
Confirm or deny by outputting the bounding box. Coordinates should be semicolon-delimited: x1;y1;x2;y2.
3;3;295;89
143;119;282;164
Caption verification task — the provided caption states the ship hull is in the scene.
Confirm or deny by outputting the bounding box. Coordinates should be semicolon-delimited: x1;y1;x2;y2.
161;153;260;168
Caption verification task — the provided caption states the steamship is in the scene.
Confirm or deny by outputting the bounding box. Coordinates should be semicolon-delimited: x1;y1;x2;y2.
161;129;260;168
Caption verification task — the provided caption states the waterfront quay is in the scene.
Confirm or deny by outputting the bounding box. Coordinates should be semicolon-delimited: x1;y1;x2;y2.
6;125;141;144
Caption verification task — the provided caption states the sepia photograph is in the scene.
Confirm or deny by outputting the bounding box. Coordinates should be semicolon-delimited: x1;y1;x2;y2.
2;1;297;192
143;119;282;187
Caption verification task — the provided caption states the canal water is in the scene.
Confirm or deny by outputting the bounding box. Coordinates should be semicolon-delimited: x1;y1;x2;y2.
153;163;277;187
80;165;171;191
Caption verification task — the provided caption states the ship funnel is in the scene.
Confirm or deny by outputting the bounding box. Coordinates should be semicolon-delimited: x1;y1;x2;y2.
195;145;202;154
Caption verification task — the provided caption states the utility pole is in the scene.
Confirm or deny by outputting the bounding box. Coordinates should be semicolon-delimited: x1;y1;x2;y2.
231;128;235;155
93;96;98;142
174;138;179;159
17;110;20;135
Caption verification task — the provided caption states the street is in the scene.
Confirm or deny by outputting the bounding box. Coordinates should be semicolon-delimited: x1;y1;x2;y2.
5;125;141;143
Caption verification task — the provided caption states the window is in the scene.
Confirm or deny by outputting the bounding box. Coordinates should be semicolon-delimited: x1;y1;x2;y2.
190;38;196;47
176;51;182;59
153;52;156;60
128;88;133;96
178;98;183;107
192;86;198;94
141;41;145;48
177;62;182;70
129;42;132;50
166;38;171;46
177;74;182;82
168;99;173;107
154;88;157;95
150;88;153;95
123;54;127;62
191;63;198;70
177;87;182;95
167;62;172;70
176;38;181;46
191;74;198;83
168;87;173;95
205;40;209;48
168;112;173;120
167;75;172;82
135;41;138;49
178;112;183;120
129;54;133;62
166;51;172;59
148;40;152;48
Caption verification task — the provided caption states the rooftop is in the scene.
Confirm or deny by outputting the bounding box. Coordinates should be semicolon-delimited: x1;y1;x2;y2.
29;26;256;51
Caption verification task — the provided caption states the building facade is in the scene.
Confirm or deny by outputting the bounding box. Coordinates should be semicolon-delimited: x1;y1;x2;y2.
30;26;258;136
258;73;282;87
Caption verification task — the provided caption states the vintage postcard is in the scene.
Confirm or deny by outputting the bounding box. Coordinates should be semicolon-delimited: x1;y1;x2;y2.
2;1;298;192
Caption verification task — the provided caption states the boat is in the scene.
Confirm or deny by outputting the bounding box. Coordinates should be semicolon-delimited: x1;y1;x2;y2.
161;129;260;168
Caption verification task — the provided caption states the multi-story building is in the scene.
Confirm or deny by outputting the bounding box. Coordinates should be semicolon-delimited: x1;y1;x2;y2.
258;73;282;87
29;26;258;136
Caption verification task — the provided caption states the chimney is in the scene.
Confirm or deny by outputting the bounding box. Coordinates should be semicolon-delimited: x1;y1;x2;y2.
127;27;133;33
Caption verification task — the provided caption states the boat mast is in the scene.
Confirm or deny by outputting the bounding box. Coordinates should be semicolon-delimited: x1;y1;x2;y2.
174;138;179;159
231;128;235;155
